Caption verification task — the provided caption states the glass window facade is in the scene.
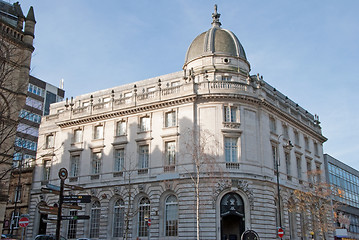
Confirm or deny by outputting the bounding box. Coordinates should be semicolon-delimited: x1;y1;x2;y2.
328;163;359;208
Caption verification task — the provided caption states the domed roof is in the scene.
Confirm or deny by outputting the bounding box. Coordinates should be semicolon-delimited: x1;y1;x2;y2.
184;5;247;66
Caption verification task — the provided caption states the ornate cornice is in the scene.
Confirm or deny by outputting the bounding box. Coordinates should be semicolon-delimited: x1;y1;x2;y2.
57;95;197;128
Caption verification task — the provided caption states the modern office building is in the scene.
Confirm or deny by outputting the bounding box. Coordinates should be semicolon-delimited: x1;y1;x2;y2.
324;154;359;240
28;6;329;240
0;0;35;233
2;76;64;237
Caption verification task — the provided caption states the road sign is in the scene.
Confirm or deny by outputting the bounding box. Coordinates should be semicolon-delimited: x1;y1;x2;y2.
43;218;57;223
64;184;85;191
61;215;90;220
41;187;60;195
19;217;29;228
59;168;68;180
63;195;91;203
46;183;61;191
39;205;58;215
62;204;82;210
147;218;151;227
278;227;284;238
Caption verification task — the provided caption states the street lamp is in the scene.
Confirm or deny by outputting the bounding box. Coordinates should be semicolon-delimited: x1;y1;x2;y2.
275;134;293;239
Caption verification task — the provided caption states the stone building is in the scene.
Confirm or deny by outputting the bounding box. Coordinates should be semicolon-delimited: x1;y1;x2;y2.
0;0;35;233
2;76;64;237
28;6;328;240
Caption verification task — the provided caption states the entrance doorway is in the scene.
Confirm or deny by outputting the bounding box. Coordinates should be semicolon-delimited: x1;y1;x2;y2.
220;192;245;240
38;213;48;234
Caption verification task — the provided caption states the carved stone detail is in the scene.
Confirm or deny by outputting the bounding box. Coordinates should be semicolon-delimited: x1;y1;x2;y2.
212;179;254;209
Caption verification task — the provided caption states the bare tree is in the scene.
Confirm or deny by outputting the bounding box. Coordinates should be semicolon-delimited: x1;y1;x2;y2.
288;170;342;239
181;127;221;240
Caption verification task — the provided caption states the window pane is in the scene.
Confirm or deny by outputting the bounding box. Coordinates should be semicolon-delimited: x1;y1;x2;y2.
138;198;150;237
113;199;124;237
140;117;150;131
225;137;238;162
115;149;125;172
74;129;82;143
67;210;77;239
92;152;102;174
94;125;104;139
165;195;178;236
70;155;80;177
165;142;176;165
90;201;100;238
165;112;176;127
139;145;149;169
117;121;126;136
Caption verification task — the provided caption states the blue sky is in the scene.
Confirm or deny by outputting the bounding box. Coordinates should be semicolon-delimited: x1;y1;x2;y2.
17;0;359;170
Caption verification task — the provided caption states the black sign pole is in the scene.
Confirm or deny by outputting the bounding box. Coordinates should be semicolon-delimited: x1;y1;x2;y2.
56;168;68;240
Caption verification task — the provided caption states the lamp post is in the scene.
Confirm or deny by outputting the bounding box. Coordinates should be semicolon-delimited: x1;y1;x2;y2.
275;134;293;239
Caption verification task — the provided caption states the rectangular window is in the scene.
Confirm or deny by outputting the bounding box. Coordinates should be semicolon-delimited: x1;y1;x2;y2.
140;116;150;132
294;131;299;145
316;164;321;183
92;152;102;175
285;152;291;176
296;157;302;180
314;142;319;155
165;141;176;166
224;106;238;122
116;121;126;136
17;123;38;137
139;145;149;169
67;210;77;239
14;185;21;202
74;129;83;143
70;155;80;177
115;149;125;172
94;125;104;139
304;137;310;151
10;212;19;229
222;75;232;81
269;117;276;133
307;161;312;183
44;160;51;180
26;97;43;110
272;145;277;170
224;137;238;162
45;135;54;148
283;125;289;139
165;111;176;127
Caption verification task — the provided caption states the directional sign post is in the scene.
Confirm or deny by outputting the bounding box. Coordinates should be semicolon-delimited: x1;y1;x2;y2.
63;195;91;204
56;168;68;240
38;205;58;215
41;187;60;195
61;215;90;221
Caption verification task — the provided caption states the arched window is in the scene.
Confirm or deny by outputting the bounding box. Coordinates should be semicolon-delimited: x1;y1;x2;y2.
138;197;150;237
113;199;125;237
165;195;178;236
90;201;101;238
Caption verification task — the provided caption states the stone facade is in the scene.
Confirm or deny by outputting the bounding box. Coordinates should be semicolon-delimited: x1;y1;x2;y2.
28;6;328;240
0;0;35;233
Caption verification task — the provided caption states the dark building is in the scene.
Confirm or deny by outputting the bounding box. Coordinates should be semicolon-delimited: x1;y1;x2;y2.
0;0;35;233
3;75;64;237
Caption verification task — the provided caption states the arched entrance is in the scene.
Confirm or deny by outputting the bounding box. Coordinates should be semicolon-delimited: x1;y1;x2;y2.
220;192;245;240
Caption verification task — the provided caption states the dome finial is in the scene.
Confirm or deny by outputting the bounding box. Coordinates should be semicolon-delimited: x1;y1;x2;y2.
212;4;221;27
